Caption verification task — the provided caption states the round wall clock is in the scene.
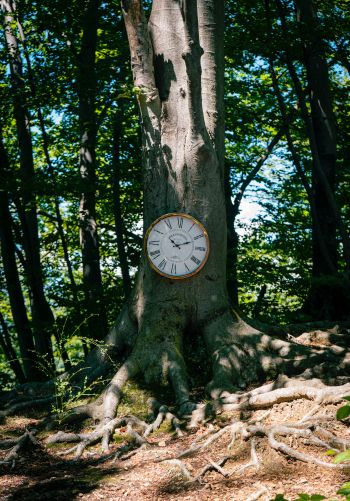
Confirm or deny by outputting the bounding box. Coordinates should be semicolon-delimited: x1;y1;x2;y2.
145;213;210;279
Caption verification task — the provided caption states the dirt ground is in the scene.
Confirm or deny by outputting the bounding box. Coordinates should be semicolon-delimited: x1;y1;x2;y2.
1;398;350;501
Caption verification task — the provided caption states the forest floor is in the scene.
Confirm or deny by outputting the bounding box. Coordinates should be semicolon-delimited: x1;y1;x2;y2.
0;393;350;501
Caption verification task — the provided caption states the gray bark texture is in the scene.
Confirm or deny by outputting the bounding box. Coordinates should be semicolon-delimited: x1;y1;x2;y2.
118;0;234;408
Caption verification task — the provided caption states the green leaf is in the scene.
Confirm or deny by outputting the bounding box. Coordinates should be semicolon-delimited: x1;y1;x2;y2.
269;495;289;501
336;405;350;420
325;449;337;455
337;482;350;495
310;495;326;501
334;450;350;464
342;396;350;402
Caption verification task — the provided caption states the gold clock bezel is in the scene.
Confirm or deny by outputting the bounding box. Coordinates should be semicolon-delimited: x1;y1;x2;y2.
145;212;210;280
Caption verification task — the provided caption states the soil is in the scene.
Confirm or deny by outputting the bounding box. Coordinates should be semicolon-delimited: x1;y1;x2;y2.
1;397;350;501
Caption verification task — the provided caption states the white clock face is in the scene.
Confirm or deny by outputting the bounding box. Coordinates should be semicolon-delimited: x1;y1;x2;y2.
146;214;209;279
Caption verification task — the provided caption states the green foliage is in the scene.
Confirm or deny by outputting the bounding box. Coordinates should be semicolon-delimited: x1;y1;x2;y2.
337;483;350;499
270;495;325;501
336;396;350;421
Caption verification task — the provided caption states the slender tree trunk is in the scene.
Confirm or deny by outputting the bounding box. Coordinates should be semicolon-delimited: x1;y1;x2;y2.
294;0;338;278
0;312;26;383
17;19;79;307
78;0;107;339
276;0;350;318
112;110;132;298
225;163;239;305
0;134;42;381
1;0;55;367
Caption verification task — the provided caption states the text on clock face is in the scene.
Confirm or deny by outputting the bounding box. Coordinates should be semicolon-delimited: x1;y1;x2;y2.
146;215;208;277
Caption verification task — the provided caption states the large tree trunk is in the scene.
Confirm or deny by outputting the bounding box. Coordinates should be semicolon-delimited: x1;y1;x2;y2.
78;0;107;340
1;0;54;369
120;0;232;405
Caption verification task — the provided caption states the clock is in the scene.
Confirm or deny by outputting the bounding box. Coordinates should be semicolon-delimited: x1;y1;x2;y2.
145;213;209;279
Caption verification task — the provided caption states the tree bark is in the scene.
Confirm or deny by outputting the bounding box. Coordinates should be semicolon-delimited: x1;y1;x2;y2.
113;0;248;411
78;0;107;340
1;0;55;368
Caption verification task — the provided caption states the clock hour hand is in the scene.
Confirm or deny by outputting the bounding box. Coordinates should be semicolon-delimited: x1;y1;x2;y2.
169;236;181;249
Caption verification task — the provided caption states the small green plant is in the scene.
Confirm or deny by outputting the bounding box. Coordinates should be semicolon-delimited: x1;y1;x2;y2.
50;371;105;423
34;315;118;422
336;397;350;421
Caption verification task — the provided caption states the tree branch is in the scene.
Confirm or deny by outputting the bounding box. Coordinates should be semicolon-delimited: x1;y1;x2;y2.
121;0;160;117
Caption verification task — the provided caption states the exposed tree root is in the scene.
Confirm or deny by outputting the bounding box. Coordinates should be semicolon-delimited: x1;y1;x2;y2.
2;309;350;480
145;399;183;438
47;414;148;459
246;485;269;501
220;376;350;411
0;429;38;467
159;397;350;487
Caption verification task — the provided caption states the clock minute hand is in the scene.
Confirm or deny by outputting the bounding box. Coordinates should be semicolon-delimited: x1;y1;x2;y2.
177;241;192;247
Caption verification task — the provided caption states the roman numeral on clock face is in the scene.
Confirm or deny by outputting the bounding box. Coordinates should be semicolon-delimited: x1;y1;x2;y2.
171;263;177;274
150;250;160;257
194;234;203;240
158;259;167;270
191;255;200;265
149;240;159;245
177;217;183;229
165;219;172;229
195;246;205;251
